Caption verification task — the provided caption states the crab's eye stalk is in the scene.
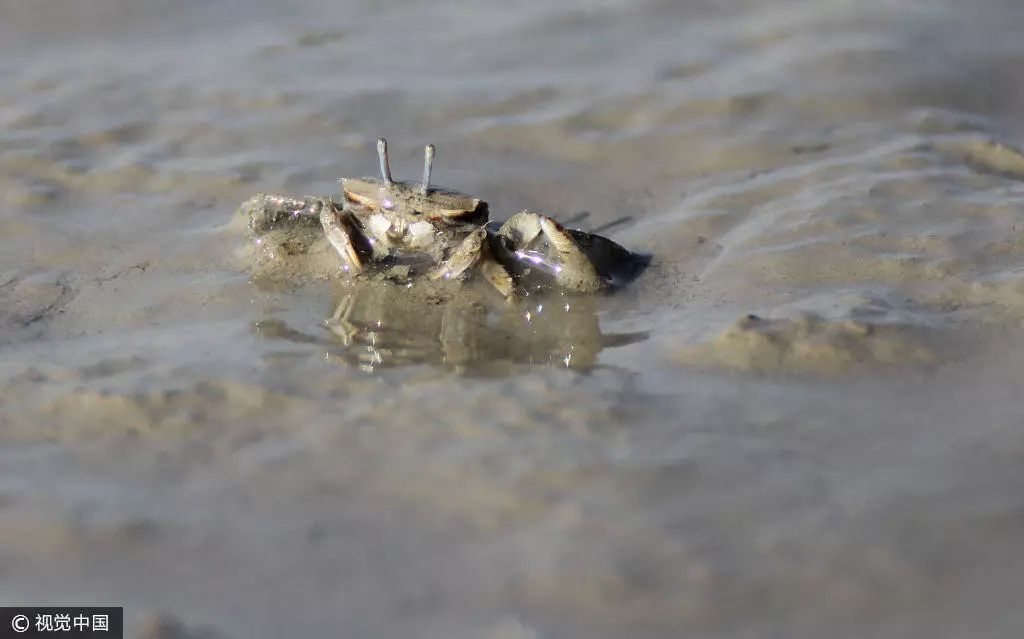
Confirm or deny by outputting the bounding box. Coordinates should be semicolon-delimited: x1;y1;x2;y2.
421;144;435;195
377;137;393;185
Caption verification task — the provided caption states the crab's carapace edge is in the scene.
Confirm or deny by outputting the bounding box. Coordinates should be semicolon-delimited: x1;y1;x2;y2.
340;176;487;223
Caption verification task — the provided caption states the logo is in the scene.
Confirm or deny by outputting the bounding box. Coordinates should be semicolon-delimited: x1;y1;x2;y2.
10;614;29;633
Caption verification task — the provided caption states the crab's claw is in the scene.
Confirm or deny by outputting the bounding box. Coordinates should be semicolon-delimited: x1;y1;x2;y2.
536;216;605;292
497;212;607;293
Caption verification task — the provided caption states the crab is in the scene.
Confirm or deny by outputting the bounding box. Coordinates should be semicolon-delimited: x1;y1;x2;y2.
241;138;638;297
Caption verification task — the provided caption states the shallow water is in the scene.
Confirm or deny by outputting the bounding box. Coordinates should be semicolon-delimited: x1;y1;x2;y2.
4;1;1024;637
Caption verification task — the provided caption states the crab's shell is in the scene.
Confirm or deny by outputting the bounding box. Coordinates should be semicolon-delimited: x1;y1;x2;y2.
341;177;488;225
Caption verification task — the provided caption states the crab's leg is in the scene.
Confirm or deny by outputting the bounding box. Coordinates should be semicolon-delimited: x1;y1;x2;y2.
428;227;487;281
429;227;517;298
319;203;365;274
500;211;606;293
480;258;516;299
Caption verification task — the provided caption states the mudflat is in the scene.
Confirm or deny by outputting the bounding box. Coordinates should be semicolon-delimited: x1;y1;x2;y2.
3;1;1024;637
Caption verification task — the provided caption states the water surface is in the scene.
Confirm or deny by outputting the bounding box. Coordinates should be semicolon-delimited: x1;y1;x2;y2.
3;1;1024;637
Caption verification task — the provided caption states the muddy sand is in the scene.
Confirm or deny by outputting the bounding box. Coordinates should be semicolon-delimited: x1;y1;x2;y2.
3;1;1024;637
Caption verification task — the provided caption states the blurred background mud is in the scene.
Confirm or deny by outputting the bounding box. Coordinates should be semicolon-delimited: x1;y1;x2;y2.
3;1;1024;637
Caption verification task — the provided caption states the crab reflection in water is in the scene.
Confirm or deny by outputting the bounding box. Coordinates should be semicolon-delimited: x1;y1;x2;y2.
256;283;647;374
